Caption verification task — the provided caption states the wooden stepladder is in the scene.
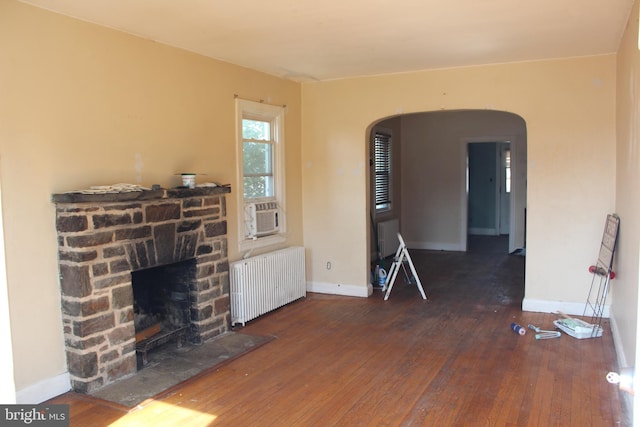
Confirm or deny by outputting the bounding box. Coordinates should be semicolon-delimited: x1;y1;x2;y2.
383;233;427;301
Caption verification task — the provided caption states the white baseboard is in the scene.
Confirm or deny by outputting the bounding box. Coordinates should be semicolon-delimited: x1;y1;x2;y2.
468;228;498;236
600;307;634;421
405;241;464;252
16;372;70;404
522;298;610;318
608;308;627;367
307;281;372;297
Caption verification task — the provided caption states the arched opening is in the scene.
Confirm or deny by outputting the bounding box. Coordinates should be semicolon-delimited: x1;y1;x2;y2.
368;109;527;293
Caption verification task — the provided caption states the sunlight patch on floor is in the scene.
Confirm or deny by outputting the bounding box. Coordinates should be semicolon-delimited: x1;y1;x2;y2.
109;401;217;426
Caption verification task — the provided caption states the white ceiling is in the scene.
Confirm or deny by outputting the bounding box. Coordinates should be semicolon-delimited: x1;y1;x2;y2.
19;0;635;82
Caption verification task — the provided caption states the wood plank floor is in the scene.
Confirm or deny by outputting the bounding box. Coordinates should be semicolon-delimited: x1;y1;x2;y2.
47;245;629;426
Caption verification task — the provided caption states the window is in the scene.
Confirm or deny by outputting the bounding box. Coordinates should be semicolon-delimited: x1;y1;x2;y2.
504;148;511;193
242;118;274;199
236;99;286;249
374;131;392;211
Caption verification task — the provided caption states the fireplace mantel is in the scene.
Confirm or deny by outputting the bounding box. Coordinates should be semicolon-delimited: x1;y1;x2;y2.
52;185;231;204
52;185;231;393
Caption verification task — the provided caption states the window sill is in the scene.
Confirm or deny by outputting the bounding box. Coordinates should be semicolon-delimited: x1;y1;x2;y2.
239;233;286;252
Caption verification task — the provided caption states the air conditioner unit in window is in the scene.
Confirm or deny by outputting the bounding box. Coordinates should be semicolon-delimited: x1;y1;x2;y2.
246;202;279;237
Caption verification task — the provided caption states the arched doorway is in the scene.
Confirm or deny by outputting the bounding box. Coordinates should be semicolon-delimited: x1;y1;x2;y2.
368;109;527;276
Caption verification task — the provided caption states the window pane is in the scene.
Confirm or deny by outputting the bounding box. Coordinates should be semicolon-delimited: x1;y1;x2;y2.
244;176;273;199
242;119;270;141
243;142;272;174
243;141;274;199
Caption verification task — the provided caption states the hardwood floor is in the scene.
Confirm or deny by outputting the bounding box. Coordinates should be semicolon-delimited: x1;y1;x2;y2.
47;245;629;426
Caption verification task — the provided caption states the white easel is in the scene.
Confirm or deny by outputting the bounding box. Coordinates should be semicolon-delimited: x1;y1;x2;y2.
383;233;427;301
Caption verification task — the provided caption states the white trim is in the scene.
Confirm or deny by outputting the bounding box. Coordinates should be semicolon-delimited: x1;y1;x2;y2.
522;298;610;318
468;227;498;236
497;143;511;236
16;372;70;404
460;141;469;251
508;139;519;253
0;168;16;404
494;143;502;236
235;99;287;253
372;125;394;214
307;282;373;298
609;307;627;367
238;234;287;255
461;136;519;253
609;307;635;419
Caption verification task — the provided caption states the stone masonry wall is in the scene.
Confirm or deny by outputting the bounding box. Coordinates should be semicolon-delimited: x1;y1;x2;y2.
52;187;231;393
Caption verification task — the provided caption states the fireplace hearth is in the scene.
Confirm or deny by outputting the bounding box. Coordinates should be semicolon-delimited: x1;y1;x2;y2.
52;186;231;393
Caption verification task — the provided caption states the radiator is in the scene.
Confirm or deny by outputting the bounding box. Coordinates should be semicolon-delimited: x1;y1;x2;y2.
230;246;306;326
378;219;400;258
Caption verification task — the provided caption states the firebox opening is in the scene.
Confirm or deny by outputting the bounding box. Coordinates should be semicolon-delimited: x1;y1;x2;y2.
131;258;196;365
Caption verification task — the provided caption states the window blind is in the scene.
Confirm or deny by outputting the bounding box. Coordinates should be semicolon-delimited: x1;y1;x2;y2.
374;132;392;210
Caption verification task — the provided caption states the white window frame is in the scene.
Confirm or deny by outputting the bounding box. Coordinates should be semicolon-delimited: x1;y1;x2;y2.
236;99;286;251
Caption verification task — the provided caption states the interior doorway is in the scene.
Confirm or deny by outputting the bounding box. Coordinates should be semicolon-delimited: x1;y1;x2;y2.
463;134;524;255
467;141;512;252
368;109;527;259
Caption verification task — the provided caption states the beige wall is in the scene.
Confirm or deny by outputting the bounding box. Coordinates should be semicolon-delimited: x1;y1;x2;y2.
615;0;640;379
0;0;302;399
302;56;616;307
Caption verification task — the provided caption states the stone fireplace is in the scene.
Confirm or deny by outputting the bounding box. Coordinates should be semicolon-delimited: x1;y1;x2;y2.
51;186;231;393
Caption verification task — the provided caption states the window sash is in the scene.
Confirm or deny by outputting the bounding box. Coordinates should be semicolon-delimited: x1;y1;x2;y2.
242;119;275;199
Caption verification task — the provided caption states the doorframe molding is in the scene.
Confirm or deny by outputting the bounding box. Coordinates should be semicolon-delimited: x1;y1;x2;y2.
497;142;511;236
